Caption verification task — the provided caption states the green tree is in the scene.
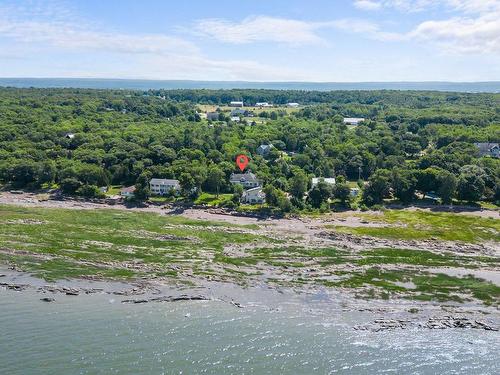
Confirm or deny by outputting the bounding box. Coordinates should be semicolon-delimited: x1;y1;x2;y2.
457;165;485;202
362;169;391;206
308;180;332;209
288;171;308;199
206;165;225;197
437;171;457;204
392;169;416;203
134;172;151;201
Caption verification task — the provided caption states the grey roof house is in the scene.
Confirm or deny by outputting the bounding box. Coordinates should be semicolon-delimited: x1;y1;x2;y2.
256;144;273;156
230;172;260;189
207;112;220;121
474;143;500;158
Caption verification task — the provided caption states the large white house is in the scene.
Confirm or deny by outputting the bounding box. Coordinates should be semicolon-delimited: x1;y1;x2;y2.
311;177;336;188
149;178;181;195
230;172;260;189
230;101;244;107
343;117;365;125
241;186;265;204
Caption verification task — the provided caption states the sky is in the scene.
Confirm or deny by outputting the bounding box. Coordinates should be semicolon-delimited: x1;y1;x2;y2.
0;0;499;82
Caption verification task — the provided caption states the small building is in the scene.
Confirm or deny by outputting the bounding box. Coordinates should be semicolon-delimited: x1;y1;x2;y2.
256;144;273;157
474;143;500;158
230;101;244;107
230;108;247;117
149;178;180;195
207;112;220;121
230;116;241;122
350;187;360;197
311;177;336;188
343;117;365;125
120;186;136;198
230;172;260;189
256;102;272;108
241;186;265;204
99;186;108;193
287;102;299;108
64;132;75;139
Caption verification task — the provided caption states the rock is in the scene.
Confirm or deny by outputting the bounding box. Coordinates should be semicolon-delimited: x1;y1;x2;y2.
40;297;55;302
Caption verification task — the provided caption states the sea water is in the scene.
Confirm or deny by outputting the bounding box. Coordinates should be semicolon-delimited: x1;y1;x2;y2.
0;288;498;375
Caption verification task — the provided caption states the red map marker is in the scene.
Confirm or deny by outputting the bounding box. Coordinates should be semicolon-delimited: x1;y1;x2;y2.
236;154;249;171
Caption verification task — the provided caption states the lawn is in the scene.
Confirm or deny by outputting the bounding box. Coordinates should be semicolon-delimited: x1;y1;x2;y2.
330;209;500;243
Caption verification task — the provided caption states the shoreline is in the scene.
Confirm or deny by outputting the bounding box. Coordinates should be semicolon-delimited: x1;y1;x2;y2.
0;192;499;332
1;266;498;332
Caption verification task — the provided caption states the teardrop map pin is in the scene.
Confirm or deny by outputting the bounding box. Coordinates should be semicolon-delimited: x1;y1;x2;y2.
236;154;249;171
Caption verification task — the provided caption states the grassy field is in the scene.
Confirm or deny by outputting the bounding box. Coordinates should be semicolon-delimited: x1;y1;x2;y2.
0;204;498;305
329;210;500;243
0;204;264;282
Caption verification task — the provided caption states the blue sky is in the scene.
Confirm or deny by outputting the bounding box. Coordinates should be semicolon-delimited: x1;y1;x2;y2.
0;0;499;81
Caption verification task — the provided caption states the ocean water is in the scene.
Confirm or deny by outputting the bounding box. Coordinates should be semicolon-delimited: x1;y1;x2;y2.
0;78;499;92
0;288;498;375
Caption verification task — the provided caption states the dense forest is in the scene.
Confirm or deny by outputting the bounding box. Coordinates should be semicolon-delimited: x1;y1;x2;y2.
0;87;499;210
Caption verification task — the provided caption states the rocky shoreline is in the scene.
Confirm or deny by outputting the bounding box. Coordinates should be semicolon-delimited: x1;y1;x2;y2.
1;267;499;333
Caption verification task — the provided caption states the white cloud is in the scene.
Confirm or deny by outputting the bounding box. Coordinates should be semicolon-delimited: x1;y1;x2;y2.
192;16;332;46
353;1;382;10
0;2;316;81
409;12;500;54
331;19;403;41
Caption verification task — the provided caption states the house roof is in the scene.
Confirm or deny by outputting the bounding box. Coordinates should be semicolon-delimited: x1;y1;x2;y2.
312;177;336;185
343;117;365;123
150;178;180;185
230;172;258;182
474;142;499;152
121;186;136;193
244;186;264;193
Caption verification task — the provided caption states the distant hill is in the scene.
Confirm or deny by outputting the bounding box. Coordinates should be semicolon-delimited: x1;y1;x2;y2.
0;78;499;93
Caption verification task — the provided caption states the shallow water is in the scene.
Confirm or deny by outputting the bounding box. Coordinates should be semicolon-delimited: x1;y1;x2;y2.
0;289;499;375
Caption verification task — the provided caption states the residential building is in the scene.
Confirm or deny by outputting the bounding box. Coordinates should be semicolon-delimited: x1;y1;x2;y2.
64;132;75;139
230;101;244;107
343;117;365;125
230;116;241;122
207;112;219;121
230;172;260;189
241;186;265;204
287;102;299;108
256;102;272;108
474;143;500;158
120;186;136;198
149;178;180;195
311;177;336;188
230;108;247;116
256;144;273;157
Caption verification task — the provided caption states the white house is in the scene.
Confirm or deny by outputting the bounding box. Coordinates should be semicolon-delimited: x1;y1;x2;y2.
474;143;500;158
230;116;241;122
287;102;299;108
256;102;273;108
311;177;336;188
343;117;365;125
230;172;260;189
149;178;180;195
230;101;244;107
64;132;75;139
256;144;273;157
120;186;136;198
241;186;265;204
